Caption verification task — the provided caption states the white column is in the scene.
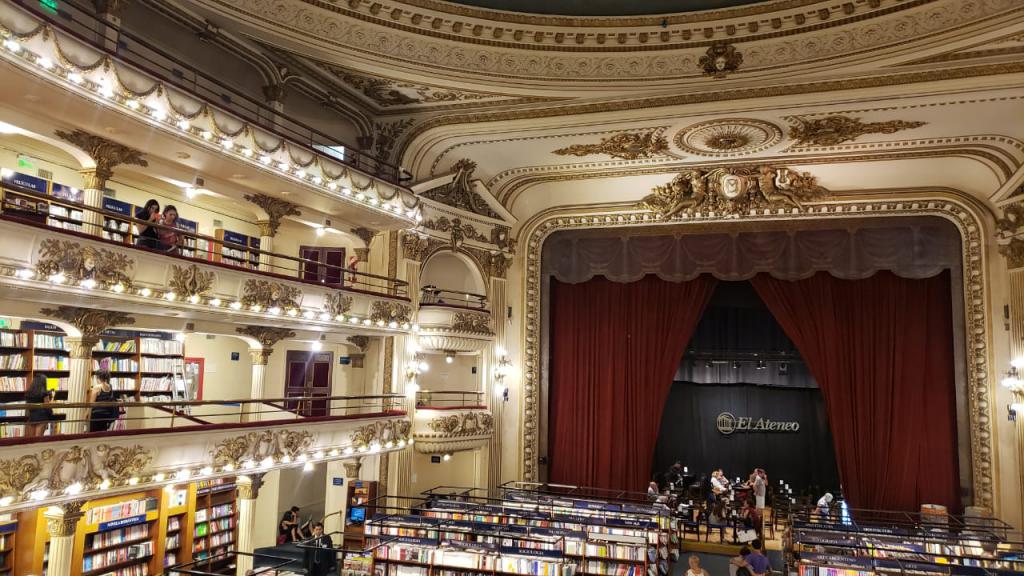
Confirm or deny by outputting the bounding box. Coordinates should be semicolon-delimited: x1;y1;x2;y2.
245;349;270;422
78;169;105;239
236;474;263;576
257;220;275;273
487;277;508;495
389;258;420;496
1006;269;1024;524
65;337;97;434
43;501;84;576
324;460;350;538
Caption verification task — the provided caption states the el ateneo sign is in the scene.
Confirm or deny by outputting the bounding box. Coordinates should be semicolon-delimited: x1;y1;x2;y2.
716;411;800;435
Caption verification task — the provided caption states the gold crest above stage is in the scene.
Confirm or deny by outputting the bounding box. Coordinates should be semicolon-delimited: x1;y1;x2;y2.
637;165;829;217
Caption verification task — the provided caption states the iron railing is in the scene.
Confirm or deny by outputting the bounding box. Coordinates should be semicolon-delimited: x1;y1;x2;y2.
414;390;486;409
12;0;410;184
420;286;489;310
0;179;410;298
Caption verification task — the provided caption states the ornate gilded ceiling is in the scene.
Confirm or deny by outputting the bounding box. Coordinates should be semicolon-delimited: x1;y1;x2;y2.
440;0;773;17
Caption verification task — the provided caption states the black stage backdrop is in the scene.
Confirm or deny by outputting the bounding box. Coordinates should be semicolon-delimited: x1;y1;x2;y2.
652;381;840;495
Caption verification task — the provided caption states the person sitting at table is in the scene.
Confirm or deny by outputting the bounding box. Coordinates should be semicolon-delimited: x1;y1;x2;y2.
648;481;660;500
665;461;684;488
686;555;710;576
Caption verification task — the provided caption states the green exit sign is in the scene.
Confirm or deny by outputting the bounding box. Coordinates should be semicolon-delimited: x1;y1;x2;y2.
40;0;58;13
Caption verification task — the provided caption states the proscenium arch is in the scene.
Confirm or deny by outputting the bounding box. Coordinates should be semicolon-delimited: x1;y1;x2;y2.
517;189;997;510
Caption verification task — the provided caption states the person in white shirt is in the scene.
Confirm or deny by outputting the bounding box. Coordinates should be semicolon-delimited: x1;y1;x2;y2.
686;555;710;576
753;470;766;510
817;493;834;518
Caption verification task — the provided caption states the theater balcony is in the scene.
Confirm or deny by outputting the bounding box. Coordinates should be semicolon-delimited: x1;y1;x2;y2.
0;393;410;515
412;391;493;455
417;288;494;348
0;179;415;336
0;0;419;230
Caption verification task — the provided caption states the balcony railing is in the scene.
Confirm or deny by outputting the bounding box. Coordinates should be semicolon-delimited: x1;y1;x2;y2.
0;180;410;298
414;390;486;409
0;393;406;444
420;286;489;310
12;0;409;184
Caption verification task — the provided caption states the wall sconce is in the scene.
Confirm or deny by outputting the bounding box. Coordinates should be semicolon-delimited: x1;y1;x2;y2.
1001;358;1024;422
494;347;512;402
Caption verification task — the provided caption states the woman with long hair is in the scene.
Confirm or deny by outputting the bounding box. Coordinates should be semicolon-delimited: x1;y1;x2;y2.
158;205;180;253
88;369;119;432
135;199;161;249
24;373;54;437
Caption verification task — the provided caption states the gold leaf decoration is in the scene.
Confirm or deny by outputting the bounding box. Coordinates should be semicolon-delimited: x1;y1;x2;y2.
699;42;743;78
369;301;413;324
240;279;302;311
39;306;135;340
452;312;492;334
421;159;501;219
242;193;301;237
37;239;134;289
553;131;668;160
169;264;215;298
0;454;42;495
426;412;494;436
324;292;353;317
789;115;927;147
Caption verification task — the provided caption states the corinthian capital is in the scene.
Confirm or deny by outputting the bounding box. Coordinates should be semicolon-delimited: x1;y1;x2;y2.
54;129;147;189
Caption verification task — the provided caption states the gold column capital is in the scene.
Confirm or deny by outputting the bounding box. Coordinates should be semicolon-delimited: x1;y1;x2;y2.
343;458;363;478
54;129;147;190
248;348;272;365
40;306;135;342
243;193;300;237
237;473;264;500
44;500;85;537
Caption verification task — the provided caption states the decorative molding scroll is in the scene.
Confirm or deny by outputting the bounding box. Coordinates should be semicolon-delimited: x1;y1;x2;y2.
422;216;489;249
464;246;512;280
321;64;496;108
53;129;147;188
699;42;743;78
40;306;135;341
351;227;376;246
240;279;302;311
242;193;301;237
169;264;215;298
553;131;669;160
37;239;134;289
374;118;415;160
235;326;296;353
0;444;152;496
422;159;501;219
350;419;412;447
210;430;315;468
996;202;1024;268
452;312;493;334
520;195;994;509
788;115;928;147
324;292;354;317
426;411;494;437
637;166;828;218
369;301;413;325
347;335;371;352
491;226;517;254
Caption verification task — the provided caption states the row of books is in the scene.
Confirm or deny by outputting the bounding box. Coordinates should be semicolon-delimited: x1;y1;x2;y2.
86;497;157;525
101;564;149;576
798;568;872;576
94;359;139;372
0;355;26;370
583;563;641;576
110;378;137;391
209;532;233;547
95;340;137;353
0;377;26;391
87;524;149;550
47;205;83;221
0;333;27;347
140;377;174;392
140;339;183;356
582;544;645;561
141;358;176;373
165;533;180;550
34;356;69;370
499;558;572;576
46;216;84;233
33;334;67;350
82;541;152;571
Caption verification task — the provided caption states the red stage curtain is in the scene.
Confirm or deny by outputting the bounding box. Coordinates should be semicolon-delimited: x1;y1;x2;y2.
549;275;717;491
751;271;960;512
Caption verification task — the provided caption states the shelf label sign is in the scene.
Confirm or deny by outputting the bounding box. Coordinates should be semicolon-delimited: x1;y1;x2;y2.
716;412;800;435
98;514;147;532
499;546;561;559
8;172;47;193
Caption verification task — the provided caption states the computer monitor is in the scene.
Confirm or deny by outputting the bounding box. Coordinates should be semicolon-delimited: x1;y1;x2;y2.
349;506;366;524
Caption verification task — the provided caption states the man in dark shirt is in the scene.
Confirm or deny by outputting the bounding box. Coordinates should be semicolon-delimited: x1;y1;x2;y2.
303;522;337;576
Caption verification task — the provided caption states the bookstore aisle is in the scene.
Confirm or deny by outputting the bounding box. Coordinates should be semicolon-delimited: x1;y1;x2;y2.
4;477;238;576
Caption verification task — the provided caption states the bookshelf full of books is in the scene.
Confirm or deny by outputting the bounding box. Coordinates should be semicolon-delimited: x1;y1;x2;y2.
787;512;1024;576
1;171;85;233
0;326;73;437
190;478;237;574
91;331;186;400
79;495;160;576
0;518;15;576
213;229;261;270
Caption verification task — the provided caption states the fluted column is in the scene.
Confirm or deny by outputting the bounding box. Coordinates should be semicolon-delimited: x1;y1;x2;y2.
245;349;270;422
487;277;507;495
44;501;84;576
65;337;98;434
257;220;275;272
236;474;264;575
78;171;105;238
1006;269;1024;524
389;259;421;496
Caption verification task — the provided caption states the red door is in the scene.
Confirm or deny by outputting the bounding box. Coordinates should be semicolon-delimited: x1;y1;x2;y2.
284;350;333;416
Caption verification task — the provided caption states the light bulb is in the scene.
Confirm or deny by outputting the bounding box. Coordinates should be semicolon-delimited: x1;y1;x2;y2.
315;226;325;237
319;312;331;321
303;310;316;319
250;304;262;312
343;447;354;455
177;119;190;130
419;361;429;372
445;354;454;364
287;308;298;317
230;301;242;310
112;283;124;293
37;57;53;69
295;169;306;178
201;130;213;140
30;489;48;501
188;294;200;304
185;187;198;199
80;278;97;289
15;268;34;279
0;496;12;506
153;473;166;482
269;306;281;315
164;291;176;301
3;39;20;52
1012;358;1024;370
303;461;315;472
139;287;152;297
442;453;451;462
199;466;213;476
150;107;166;121
99;479;111;490
312;340;323;352
48;272;65;284
64;482;83;495
128;477;140;486
210;298;222;307
68;73;84;85
126;100;140;110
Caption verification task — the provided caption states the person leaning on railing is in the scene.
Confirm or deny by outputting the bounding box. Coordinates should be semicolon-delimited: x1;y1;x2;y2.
24;373;54;437
87;369;120;433
157;205;181;254
135;199;162;249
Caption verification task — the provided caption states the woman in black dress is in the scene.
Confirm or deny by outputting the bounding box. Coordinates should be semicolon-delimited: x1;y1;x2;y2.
134;199;161;249
88;370;119;432
24;373;54;437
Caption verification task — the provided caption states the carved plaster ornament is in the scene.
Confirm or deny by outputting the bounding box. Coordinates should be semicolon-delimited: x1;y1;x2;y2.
401;231;432;261
240;279;302;310
452;312;493;334
995;202;1024;268
789;115;928;147
350;419;412;447
463;246;512;280
674;119;783;156
427;411;494;436
39;306;135;342
637;165;828;218
421;159;502;219
553;131;669;160
374;119;415;160
54;129;147;188
37;239;134;289
347;335;371;352
0;444;152;496
235;326;296;361
242;193;301;237
699;42;743;78
369;301;413;324
210;430;315;468
422;216;489;249
324;292;354;317
351;227;376;246
169;264;215;298
490;226;517;254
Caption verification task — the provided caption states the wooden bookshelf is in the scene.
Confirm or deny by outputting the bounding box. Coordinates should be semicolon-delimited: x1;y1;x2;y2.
78;493;160;576
191;479;238;575
92;330;186;402
0;518;15;576
0;326;73;438
212;228;260;270
1;171;84;233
